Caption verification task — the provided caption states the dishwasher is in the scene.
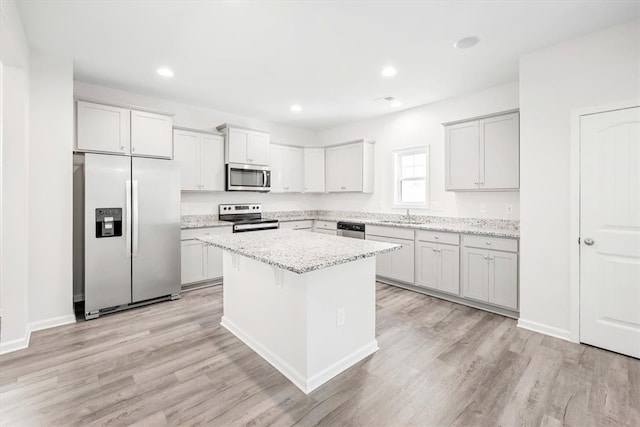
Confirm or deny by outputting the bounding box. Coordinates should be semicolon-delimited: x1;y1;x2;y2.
336;222;366;239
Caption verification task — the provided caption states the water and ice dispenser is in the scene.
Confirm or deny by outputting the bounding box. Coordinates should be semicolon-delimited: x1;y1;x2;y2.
95;208;122;238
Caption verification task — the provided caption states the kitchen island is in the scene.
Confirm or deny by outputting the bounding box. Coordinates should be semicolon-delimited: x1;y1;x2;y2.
198;229;399;394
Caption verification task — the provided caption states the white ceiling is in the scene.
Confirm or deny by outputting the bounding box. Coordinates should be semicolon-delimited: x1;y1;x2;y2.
16;1;639;130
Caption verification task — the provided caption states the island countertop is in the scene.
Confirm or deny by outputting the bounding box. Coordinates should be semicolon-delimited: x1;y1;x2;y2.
197;229;400;274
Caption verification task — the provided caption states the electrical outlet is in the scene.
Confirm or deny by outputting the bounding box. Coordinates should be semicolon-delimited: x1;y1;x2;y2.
480;203;487;213
505;204;513;214
336;308;346;327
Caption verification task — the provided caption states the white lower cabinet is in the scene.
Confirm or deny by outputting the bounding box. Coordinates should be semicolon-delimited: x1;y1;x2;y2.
315;229;336;236
415;241;460;295
366;228;414;284
181;240;207;284
461;243;518;310
180;226;232;285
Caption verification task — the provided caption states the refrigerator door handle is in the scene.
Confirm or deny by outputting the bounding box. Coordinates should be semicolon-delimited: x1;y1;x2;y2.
132;180;139;257
125;180;132;257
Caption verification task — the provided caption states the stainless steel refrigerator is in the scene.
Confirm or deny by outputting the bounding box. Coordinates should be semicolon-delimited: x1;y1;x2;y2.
80;153;181;320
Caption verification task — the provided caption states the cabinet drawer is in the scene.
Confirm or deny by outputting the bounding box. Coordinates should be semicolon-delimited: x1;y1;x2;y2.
181;226;232;241
315;229;336;236
280;220;313;230
314;220;337;230
366;225;414;240
415;230;460;245
463;234;518;252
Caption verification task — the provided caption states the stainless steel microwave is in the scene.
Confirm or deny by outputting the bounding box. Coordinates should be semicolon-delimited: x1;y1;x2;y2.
226;163;271;192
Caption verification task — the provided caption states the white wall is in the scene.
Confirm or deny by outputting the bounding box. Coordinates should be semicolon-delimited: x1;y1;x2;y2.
518;20;640;340
28;49;75;326
316;82;520;219
0;0;31;351
73;82;321;214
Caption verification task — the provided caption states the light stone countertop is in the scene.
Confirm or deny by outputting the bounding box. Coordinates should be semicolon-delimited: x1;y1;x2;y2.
197;229;400;274
270;215;520;238
182;210;520;238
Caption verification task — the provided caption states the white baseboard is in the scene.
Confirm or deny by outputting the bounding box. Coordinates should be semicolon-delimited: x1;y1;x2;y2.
306;340;378;393
0;314;76;355
517;318;575;342
0;330;32;355
29;314;76;333
221;316;309;392
221;316;378;394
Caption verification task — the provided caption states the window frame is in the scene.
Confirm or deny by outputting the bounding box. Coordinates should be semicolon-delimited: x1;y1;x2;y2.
392;146;430;209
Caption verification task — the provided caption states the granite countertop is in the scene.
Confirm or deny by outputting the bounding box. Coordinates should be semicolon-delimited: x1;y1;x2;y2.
197;229;400;274
181;215;233;229
271;215;519;238
182;210;520;238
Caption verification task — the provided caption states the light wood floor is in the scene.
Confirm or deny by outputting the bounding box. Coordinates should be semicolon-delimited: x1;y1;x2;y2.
1;283;638;426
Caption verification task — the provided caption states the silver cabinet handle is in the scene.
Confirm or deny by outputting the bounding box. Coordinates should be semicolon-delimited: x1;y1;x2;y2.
584;238;595;246
483;255;488;260
489;256;494;260
435;236;439;239
131;147;136;152
132;180;139;256
432;248;437;252
486;241;491;245
125;180;132;257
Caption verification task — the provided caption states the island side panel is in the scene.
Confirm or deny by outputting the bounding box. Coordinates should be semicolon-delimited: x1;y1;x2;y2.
305;256;378;392
220;251;309;389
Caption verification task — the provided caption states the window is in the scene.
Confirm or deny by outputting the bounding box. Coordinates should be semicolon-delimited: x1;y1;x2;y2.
393;146;429;208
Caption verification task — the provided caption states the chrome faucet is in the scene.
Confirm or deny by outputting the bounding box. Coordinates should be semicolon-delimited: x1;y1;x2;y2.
406;209;411;222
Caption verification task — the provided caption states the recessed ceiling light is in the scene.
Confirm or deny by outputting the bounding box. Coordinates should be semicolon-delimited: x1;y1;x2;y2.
290;104;302;112
156;67;174;77
390;100;402;108
454;37;479;49
381;66;397;78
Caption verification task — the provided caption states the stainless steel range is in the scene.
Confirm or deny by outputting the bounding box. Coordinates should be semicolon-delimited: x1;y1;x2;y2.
219;203;279;233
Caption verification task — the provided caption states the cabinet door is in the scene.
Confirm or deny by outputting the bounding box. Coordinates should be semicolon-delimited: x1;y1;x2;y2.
488;251;518;309
462;247;489;302
206;245;224;280
200;134;225;191
284;147;304;192
247;131;269;165
342;143;363;191
480;112;519;189
130;110;173;158
366;235;392;278
181;240;206;285
173;130;201;191
445;121;480;190
227;128;249;163
415;241;439;290
269;144;285;192
368;235;414;283
304;148;326;192
325;146;344;192
77;101;130;154
439;244;460;295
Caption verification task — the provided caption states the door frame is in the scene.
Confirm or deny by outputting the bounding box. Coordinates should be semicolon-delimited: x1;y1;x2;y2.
569;98;640;343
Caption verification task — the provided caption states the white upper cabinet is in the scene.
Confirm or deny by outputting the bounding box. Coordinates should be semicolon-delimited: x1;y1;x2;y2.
445;111;519;191
77;101;131;155
270;144;304;193
304;148;325;193
131;110;173;158
325;140;374;193
76;100;173;159
480;113;520;189
218;124;270;165
173;129;224;191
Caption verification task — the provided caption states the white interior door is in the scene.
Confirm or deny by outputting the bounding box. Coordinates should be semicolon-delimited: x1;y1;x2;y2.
580;106;640;359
